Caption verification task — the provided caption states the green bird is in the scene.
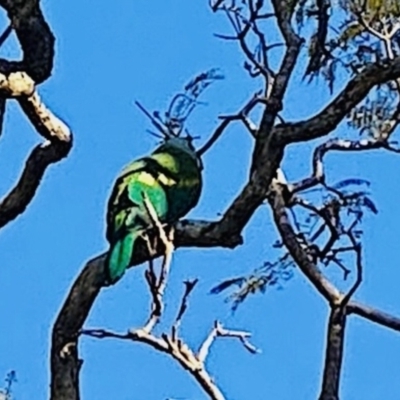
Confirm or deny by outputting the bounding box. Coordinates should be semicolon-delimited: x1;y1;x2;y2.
105;137;203;285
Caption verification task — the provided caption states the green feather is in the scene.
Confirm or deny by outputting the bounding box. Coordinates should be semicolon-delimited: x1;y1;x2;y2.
106;230;140;284
105;137;203;285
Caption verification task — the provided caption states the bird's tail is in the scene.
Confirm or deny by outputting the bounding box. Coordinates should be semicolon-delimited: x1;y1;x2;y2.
105;230;140;285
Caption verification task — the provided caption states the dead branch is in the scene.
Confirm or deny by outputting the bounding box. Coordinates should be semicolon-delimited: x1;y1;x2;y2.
82;326;226;400
172;279;198;339
197;321;259;362
80;217;256;400
142;248;172;333
0;1;72;228
141;194;174;332
82;318;258;400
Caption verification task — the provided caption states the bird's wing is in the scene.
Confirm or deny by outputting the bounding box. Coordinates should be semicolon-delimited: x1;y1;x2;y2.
106;159;169;242
106;159;148;241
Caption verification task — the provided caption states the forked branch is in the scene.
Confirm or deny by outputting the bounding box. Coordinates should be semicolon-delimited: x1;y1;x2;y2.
82;200;257;400
0;1;72;229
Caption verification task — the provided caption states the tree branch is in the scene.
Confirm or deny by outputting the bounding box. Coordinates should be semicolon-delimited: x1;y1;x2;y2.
268;182;341;302
50;4;400;400
347;301;400;332
0;0;55;83
291;137;389;194
50;218;246;400
276;56;400;144
0;1;72;228
0;91;72;228
172;279;198;339
246;2;302;229
318;306;347;400
0;139;71;228
78;225;256;400
197;91;261;156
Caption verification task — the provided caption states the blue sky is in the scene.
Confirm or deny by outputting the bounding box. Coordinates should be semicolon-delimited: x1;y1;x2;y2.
1;1;400;399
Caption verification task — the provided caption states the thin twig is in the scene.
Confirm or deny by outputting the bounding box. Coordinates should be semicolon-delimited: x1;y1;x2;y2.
291;138;388;195
197;321;259;363
0;24;12;49
135;100;169;138
172;279;199;339
340;236;362;307
216;324;259;354
140;193;175;333
197;91;261;156
268;182;341;302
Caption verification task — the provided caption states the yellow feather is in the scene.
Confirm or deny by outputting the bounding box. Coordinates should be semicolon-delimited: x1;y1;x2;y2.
137;172;156;186
158;173;177;186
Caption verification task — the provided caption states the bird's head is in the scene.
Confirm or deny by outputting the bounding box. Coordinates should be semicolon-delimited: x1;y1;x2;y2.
156;135;203;170
163;136;196;153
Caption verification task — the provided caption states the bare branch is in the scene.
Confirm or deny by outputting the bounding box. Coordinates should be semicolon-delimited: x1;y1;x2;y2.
197;321;258;363
161;332;225;400
197;117;234;156
340;237;362;306
0;92;72;228
210;0;225;13
276;56;400;144
268;182;341;302
0;141;71;228
0;1;72;228
135;100;169;138
0;24;12;49
293;197;341;256
0;0;54;83
83;325;227;400
79;238;256;400
291;137;388;194
197;91;261;156
347;301;400;332
318;306;347;400
68;212;258;400
250;2;302;195
215;323;259;354
172;279;199;338
197;321;220;363
81;327;163;345
140;195;175;333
